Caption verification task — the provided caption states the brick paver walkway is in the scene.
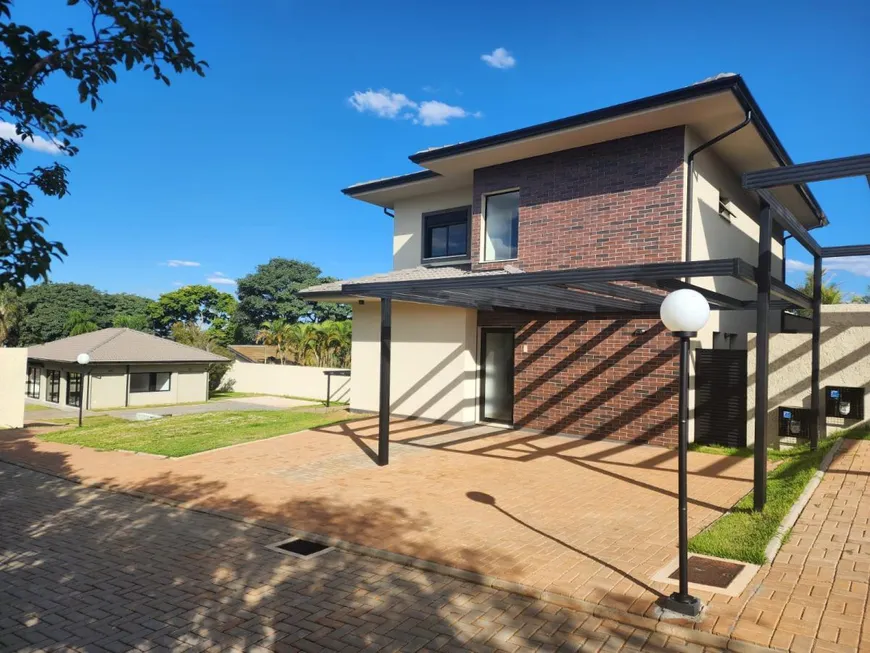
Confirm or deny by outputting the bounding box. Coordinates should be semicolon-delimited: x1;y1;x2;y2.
0;461;720;652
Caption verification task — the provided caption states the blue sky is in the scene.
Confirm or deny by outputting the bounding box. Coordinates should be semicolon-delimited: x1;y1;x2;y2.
10;1;870;299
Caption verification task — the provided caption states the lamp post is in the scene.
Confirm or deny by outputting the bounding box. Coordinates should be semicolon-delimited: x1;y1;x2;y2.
660;289;710;617
76;353;90;427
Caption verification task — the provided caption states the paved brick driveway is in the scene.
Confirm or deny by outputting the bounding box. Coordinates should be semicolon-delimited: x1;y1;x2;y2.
0;461;720;652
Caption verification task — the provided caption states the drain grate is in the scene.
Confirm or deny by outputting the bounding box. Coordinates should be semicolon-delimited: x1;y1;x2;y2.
266;537;333;559
668;555;745;588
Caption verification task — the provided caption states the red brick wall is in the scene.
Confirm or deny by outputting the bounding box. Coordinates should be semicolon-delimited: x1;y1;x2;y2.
471;126;685;272
479;312;680;447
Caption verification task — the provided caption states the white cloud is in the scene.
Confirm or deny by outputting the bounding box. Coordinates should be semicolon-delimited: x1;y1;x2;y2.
172;281;184;287
165;259;200;268
348;89;416;119
788;256;870;277
415;101;481;126
0;121;64;155
786;259;813;273
481;47;516;69
348;89;480;127
207;273;236;286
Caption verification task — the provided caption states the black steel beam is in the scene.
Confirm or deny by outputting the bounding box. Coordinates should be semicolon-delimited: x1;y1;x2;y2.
344;259;745;295
743;153;870;189
770;277;812;310
502;285;600;311
811;256;822;451
649;279;748;309
745;299;797;311
756;188;821;256
754;204;772;512
378;298;391;466
391;292;489;311
821;245;870;258
565;281;665;306
444;288;569;313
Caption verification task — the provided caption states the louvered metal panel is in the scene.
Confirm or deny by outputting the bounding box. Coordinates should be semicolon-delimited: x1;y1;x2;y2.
695;350;748;448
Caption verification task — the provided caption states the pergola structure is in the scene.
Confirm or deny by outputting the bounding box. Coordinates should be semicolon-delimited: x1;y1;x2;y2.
335;152;870;513
743;152;870;510
341;259;804;470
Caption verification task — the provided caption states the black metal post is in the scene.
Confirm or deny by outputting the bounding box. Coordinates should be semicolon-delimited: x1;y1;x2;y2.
77;368;87;428
664;332;701;617
326;374;332;408
754;203;772;512
378;299;392;466
810;255;822;451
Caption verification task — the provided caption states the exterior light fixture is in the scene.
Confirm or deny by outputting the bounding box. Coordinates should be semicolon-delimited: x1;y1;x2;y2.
660;288;709;617
76;353;90;427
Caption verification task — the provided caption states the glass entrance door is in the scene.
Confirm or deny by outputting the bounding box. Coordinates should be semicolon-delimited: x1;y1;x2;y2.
480;328;514;424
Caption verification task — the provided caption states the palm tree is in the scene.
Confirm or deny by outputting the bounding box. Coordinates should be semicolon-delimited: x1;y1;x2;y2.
0;285;23;346
320;320;352;367
65;309;99;336
796;269;843;316
256;318;289;364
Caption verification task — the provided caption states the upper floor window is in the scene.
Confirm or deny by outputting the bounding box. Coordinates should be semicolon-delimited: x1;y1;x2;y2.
483;190;519;261
423;207;470;261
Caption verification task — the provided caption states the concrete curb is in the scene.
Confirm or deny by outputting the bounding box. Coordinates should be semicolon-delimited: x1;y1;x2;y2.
763;437;844;563
0;455;779;653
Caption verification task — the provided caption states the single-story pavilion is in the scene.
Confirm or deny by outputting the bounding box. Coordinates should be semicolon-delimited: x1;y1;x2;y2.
25;328;229;411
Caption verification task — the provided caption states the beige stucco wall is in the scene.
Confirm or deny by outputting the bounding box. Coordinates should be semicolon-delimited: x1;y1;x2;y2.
125;365;209;407
351;301;478;423
89;366;128;409
0;348;27;428
747;305;870;445
224;362;350;403
685;129;784;352
393;187;473;270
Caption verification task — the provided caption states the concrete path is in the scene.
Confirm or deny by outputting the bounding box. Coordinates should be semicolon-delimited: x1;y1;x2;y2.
24;396;314;423
0;461;718;652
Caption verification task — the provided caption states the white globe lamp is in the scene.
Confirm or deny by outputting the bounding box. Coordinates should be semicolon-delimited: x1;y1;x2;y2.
660;287;710;618
659;288;710;335
76;352;91;366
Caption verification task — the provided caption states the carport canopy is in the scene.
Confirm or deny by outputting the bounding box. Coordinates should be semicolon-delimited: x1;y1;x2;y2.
308;257;813;468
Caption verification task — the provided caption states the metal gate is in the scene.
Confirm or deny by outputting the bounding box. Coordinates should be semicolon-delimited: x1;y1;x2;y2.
695;349;747;448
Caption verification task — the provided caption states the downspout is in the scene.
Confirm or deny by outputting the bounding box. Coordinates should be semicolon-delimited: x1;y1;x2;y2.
684;110;753;270
383;208;395;218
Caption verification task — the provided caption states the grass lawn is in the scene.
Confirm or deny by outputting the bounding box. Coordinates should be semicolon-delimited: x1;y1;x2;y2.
688;432;849;564
208;391;261;401
39;409;356;457
25;403;53;412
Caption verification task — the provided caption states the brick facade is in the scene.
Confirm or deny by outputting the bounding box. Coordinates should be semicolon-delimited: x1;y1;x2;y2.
471;126;685;272
479;311;680;447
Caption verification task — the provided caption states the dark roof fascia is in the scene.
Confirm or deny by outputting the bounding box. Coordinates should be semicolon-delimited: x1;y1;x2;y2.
27;356;225;365
408;75;741;164
405;75;826;227
341;170;441;197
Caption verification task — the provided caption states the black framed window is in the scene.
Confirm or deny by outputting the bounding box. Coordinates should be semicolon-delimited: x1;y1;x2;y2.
66;372;82;408
46;370;61;403
130;372;171;393
483;190;519;261
423;207;469;260
25;367;41;399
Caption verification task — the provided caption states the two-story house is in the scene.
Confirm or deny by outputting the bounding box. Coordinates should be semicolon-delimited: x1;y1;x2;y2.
303;74;826;450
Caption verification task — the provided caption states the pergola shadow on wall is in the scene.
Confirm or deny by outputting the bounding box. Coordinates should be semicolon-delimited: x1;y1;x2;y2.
339;152;870;513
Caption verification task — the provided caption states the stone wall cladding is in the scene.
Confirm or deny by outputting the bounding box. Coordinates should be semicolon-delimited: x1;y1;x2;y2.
479;312;680;447
470;126;686;272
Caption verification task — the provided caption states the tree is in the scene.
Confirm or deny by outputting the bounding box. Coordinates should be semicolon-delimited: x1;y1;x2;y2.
0;0;205;289
112;313;150;331
151;285;237;343
19;282;113;343
255;318;290;364
796;269;843;317
0;284;21;345
65;309;98;335
170;322;230;393
234;258;351;343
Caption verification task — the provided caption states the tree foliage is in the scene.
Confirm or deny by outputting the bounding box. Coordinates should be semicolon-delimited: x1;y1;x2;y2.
234;258;351;343
16;281;153;344
151;284;237;344
65;308;98;335
0;283;21;345
796;269;843;317
256;319;351;368
170;322;231;393
0;0;205;288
